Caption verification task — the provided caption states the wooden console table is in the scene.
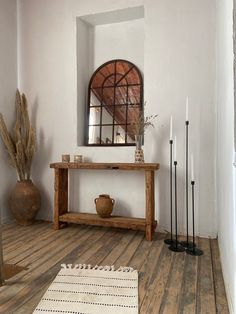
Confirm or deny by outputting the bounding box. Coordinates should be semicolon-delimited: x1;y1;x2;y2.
50;162;160;241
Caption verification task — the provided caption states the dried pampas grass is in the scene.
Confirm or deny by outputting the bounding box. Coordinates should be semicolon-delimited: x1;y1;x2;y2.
0;90;36;181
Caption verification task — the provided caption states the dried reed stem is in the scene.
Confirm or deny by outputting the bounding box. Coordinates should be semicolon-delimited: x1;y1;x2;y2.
130;103;158;136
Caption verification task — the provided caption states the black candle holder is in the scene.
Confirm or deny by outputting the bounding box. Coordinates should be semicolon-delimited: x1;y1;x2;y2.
169;161;185;252
186;181;203;256
181;121;195;249
164;140;178;246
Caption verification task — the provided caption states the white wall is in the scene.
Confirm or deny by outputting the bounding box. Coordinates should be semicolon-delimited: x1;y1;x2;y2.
77;18;94;145
18;0;217;237
0;0;18;222
216;0;235;312
93;19;144;71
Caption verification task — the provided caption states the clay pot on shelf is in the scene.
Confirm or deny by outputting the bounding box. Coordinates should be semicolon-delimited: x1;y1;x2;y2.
10;180;41;226
94;194;115;218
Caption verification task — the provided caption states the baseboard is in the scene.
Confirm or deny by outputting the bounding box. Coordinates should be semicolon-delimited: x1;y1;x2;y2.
1;217;217;239
36;214;53;223
157;224;217;239
2;215;52;224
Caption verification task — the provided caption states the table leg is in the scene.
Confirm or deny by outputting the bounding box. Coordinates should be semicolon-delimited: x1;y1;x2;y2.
54;168;68;230
145;170;155;241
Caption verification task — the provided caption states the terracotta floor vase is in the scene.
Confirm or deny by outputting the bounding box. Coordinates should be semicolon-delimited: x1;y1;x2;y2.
94;194;114;218
10;180;41;225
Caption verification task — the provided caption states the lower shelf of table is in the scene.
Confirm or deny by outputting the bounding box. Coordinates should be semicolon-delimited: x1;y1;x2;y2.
58;212;157;231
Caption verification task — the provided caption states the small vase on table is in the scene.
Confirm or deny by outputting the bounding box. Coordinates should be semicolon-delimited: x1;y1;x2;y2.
135;134;144;163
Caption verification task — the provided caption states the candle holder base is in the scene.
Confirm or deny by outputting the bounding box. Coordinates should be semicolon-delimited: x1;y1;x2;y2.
164;239;179;245
168;244;185;252
180;240;196;248
186;247;203;256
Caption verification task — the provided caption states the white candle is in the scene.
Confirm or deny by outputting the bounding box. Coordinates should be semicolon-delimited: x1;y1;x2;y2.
170;116;173;140
174;136;177;161
191;154;194;181
186;96;189;121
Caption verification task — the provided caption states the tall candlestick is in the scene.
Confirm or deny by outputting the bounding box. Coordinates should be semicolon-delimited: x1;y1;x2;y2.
186;96;189;121
191;154;194;181
186;181;203;256
170;116;173;140
164;138;175;246
180;119;195;249
174;136;177;161
168;160;185;252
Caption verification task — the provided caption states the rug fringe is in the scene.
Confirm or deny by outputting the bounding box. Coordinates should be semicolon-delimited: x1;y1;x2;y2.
61;263;136;272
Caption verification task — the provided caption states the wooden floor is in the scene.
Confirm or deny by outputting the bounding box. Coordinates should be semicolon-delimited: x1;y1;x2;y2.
0;221;229;314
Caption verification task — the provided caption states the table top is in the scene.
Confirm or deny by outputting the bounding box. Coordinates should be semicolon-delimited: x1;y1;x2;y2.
50;162;160;171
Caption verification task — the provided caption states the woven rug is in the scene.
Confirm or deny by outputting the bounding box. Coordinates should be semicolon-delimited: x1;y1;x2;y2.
33;264;138;314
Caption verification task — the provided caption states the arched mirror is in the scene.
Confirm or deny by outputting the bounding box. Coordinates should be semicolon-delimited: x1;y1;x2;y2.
86;59;143;146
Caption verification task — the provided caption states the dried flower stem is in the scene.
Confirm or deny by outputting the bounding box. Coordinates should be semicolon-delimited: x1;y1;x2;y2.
131;102;158;136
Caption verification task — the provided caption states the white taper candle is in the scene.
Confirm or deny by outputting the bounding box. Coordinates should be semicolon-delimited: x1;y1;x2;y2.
174;136;177;161
170;116;173;140
191;154;194;181
186;96;189;121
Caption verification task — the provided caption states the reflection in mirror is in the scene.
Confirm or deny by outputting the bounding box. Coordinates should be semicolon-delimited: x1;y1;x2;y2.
86;59;143;146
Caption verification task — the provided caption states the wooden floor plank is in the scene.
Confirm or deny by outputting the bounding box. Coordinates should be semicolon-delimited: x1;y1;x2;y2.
15;230;137;314
3;221;49;249
127;236;153;270
210;239;229;313
2;221;43;239
2;220;46;238
73;229;120;265
0;227;107;311
17;229;125;313
159;250;186;314
140;244;174;313
9;228;121;312
197;237;216;314
139;234;164;307
86;230;128;265
14;229;144;313
6;225;85;265
102;230;137;266
0;222;229;314
15;286;48;314
178;251;198;313
13;225;88;266
0;226;93;306
2;222;16;231
114;231;144;267
4;223;58;261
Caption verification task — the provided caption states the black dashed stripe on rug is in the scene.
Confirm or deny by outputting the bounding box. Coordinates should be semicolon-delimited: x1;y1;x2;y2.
48;289;136;297
58;274;136;281
34;309;87;314
42;298;138;308
52;281;137;289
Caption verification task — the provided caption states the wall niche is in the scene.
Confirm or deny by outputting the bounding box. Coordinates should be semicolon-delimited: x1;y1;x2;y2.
76;6;145;146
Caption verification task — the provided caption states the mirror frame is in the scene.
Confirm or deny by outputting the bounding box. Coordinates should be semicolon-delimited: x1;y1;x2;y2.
85;59;143;146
